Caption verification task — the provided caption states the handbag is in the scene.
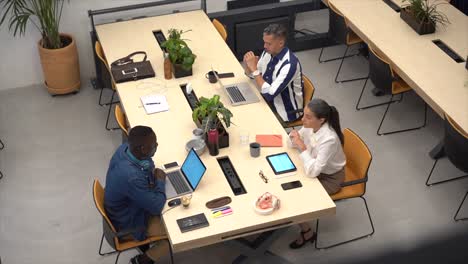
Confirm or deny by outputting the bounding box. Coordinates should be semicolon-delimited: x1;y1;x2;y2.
110;51;155;83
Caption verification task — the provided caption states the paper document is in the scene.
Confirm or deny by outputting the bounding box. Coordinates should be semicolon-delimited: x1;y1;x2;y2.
140;94;169;114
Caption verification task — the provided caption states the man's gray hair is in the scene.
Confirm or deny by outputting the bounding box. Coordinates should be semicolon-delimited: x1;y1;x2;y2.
263;24;287;40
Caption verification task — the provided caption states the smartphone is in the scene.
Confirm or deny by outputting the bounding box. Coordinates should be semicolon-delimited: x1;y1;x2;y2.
218;72;235;78
281;180;302;191
122;68;138;75
164;161;179;170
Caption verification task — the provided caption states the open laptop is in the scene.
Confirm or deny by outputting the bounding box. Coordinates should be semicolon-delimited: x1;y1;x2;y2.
165;148;207;199
213;69;259;106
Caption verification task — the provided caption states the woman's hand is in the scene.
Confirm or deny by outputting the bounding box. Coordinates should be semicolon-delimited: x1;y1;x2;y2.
289;130;307;152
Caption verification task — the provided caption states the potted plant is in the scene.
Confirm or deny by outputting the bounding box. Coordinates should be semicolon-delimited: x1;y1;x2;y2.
400;0;450;35
192;95;233;148
0;0;80;95
160;28;196;78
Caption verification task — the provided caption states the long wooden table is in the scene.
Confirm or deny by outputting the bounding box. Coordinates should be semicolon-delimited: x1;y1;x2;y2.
95;10;336;257
329;0;468;133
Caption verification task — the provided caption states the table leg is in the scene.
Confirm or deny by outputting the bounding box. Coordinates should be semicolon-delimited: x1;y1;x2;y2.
429;139;445;159
229;228;292;264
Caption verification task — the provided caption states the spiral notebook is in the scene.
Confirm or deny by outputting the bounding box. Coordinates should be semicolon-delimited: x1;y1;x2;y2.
140;94;169;114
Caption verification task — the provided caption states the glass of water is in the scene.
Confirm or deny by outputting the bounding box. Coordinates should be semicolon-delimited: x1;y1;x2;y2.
240;130;250;145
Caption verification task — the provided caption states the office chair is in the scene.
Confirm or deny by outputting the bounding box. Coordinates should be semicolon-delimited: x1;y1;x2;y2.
315;128;375;249
0;138;3;180
356;47;427;136
319;0;368;83
454;191;468;221
95;41;120;131
212;19;227;42
93;180;173;264
114;104;129;142
282;74;316;129
426;115;468;186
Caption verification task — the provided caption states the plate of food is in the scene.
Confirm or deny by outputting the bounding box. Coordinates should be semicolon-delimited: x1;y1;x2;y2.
254;192;280;215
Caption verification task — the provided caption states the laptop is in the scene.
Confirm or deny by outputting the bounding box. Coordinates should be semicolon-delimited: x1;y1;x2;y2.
165;148;207;199
213;69;259;106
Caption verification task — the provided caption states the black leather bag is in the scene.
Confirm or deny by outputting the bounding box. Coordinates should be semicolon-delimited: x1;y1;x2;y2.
110;51;155;83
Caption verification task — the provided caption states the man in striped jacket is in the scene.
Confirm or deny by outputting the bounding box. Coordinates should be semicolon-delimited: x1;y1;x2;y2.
244;23;304;122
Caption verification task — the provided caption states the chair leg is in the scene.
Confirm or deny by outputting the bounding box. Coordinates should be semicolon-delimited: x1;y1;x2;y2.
98;233;118;256
315;196;375;250
335;45;368;84
168;239;175;264
114;252;121;264
0;169;3;180
319;46;360;63
105;91;120;131
98;86;106;106
355;76;402;111
0;139;4;150
454;192;468;221
377;93;427;136
426;158;468;186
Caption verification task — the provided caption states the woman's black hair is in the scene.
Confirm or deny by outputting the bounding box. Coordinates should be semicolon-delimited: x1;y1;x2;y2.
307;99;344;144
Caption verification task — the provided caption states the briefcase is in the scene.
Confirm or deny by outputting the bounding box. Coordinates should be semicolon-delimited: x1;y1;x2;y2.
110;51;155;83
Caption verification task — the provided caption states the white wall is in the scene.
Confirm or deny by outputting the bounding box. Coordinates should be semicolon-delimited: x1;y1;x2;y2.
0;0;231;91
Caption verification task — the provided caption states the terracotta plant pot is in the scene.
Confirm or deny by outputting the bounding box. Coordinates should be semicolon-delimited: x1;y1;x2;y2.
400;7;435;35
38;33;81;95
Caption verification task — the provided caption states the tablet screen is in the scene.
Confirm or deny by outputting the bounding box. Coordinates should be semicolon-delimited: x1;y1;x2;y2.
266;152;297;175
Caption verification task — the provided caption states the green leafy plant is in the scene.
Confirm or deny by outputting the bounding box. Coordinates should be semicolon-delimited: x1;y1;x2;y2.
160;28;196;71
402;0;450;27
192;95;233;132
0;0;69;49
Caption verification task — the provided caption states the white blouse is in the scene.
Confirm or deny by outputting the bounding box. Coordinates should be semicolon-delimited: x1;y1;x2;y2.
294;123;346;178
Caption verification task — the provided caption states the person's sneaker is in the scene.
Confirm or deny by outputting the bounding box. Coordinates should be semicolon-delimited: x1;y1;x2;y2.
130;254;154;264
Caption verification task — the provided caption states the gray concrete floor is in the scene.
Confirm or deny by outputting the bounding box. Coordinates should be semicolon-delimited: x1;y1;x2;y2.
1;46;467;264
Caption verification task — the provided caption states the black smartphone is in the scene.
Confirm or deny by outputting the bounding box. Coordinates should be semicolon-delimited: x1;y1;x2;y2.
164;161;179;169
218;72;235;78
281;180;302;191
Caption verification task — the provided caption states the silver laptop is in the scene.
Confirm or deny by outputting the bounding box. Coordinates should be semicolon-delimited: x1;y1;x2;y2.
165;148;207;199
213;70;259;106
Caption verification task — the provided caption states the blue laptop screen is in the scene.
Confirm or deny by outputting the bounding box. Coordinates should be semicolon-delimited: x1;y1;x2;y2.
181;149;207;190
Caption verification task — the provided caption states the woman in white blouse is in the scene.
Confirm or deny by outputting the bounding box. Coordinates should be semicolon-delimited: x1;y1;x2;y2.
289;98;346;249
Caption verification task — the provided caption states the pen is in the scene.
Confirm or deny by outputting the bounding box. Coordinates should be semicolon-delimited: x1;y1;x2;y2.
146;102;160;105
211;206;231;213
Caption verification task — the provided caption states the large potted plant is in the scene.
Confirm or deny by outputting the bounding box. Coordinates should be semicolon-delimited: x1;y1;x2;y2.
400;0;450;35
0;0;80;95
161;28;196;78
192;95;233;149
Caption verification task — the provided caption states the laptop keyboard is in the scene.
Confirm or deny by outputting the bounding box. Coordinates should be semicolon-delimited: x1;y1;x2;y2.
226;86;246;103
167;171;190;194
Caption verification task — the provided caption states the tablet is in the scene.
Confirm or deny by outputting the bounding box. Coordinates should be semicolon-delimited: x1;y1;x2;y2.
266;152;297;175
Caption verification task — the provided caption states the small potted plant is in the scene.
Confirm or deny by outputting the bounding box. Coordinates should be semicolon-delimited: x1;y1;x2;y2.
161;28;196;78
400;0;450;35
192;95;233;149
0;0;80;95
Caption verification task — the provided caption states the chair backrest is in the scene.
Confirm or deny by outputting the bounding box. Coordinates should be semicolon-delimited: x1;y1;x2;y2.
93;179;118;249
115;104;129;136
368;46;393;93
343;128;372;194
444;115;468;173
302;74;315;109
95;41;115;90
212;19;227;42
328;1;348;44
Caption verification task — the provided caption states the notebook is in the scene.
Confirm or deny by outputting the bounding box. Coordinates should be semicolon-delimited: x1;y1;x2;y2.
256;135;283;147
140;94;169;114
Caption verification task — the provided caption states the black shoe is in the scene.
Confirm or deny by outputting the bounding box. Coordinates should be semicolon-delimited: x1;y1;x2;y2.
130;254;154;264
289;229;317;249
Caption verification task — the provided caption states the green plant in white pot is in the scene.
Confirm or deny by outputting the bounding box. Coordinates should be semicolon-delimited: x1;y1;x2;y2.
0;0;80;95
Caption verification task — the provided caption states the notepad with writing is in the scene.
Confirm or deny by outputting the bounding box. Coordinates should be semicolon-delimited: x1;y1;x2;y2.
140;94;169;114
256;135;283;147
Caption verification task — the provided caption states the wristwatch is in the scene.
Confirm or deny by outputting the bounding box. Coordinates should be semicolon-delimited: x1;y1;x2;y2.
252;70;261;77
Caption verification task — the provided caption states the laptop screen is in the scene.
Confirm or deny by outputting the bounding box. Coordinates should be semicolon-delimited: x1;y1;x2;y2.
181;148;207;190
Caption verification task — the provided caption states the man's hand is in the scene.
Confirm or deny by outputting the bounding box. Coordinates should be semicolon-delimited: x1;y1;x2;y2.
243;51;259;73
289;130;307;152
154;168;166;182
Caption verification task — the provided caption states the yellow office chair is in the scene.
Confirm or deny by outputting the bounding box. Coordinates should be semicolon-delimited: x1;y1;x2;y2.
319;0;368;83
282;74;316;129
95;41;120;131
93;179;173;264
315;128;375;249
114;104;129;137
212;19;227;42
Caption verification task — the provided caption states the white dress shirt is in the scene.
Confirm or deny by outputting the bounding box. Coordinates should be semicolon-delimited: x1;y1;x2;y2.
295;123;346;178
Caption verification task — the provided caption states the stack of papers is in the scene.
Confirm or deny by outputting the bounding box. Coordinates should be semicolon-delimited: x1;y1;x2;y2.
140;94;169;114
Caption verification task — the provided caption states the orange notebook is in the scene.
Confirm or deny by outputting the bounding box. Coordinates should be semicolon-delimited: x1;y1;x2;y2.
256;135;283;147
